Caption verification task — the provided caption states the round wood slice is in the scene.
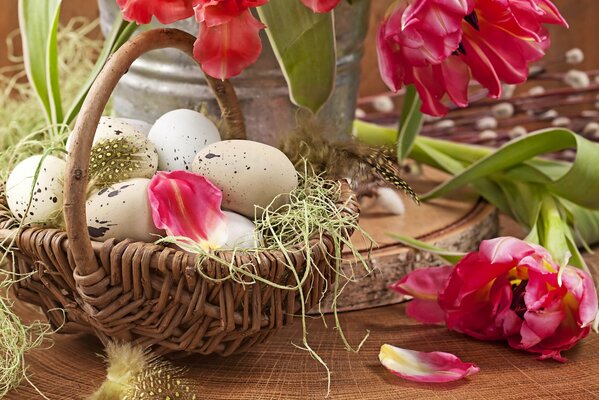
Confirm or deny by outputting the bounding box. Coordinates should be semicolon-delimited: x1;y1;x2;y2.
9;240;599;400
319;167;499;313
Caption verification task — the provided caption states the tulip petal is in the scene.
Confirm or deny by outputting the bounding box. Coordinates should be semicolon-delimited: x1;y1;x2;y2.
390;266;452;324
193;9;264;79
300;0;341;13
379;344;479;383
148;170;227;251
117;0;196;24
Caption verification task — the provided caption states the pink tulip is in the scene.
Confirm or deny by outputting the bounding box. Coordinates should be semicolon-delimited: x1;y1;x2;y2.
379;344;479;383
377;0;567;116
148;170;228;251
391;237;598;361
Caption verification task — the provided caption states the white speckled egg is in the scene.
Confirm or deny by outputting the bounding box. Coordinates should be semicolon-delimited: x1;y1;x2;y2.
148;109;221;171
118;118;152;136
6;155;65;225
67;116;148;151
192;140;298;218
223;211;259;249
86;178;164;242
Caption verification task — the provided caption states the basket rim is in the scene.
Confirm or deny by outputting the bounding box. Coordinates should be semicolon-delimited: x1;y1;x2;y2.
0;179;359;273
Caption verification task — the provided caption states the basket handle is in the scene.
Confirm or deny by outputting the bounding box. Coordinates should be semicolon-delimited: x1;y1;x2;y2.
64;28;246;276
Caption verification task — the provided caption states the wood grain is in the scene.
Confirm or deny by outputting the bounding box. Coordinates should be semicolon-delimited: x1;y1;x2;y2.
6;217;599;400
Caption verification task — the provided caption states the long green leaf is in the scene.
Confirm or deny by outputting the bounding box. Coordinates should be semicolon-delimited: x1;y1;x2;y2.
386;233;465;265
421;129;599;209
353;120;396;147
19;0;63;125
397;85;423;162
64;18;137;125
412;140;513;216
257;0;336;113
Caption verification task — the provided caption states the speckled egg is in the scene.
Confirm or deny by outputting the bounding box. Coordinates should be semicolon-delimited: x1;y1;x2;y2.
148;109;221;171
223;211;259;249
67;116;148;151
192;140;298;218
88;135;159;189
86;178;164;242
118;118;152;136
6;155;65;225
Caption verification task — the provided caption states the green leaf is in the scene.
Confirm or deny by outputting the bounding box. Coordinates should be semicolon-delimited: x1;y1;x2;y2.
386;233;465;265
18;0;63;125
352;120;396;147
257;0;336;113
412;140;513;216
420;129;599;210
64;18;137;125
562;199;599;247
397;85;423;162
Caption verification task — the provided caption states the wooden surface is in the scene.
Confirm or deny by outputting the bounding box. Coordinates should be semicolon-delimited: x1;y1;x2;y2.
7;217;599;400
327;168;499;312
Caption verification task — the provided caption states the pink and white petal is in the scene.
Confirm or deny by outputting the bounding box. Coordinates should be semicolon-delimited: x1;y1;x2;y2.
379;344;480;383
194;10;264;79
148;171;227;250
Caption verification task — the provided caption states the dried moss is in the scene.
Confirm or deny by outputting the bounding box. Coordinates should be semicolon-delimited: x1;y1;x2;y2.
159;166;374;396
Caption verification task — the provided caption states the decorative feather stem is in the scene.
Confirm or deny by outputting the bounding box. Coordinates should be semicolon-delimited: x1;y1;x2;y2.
280;119;420;204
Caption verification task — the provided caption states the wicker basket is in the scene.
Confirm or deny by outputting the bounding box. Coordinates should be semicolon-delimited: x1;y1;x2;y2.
0;29;359;356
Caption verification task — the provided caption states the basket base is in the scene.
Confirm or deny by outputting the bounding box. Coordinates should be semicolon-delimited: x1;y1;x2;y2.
318;167;499;313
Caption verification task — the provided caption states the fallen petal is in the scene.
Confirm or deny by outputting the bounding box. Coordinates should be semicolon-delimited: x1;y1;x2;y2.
148;170;227;251
379;344;479;383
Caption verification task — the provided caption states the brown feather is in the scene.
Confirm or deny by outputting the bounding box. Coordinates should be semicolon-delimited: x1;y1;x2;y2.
280;120;419;204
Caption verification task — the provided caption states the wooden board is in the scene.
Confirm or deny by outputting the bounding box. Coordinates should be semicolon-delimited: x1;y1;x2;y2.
323;168;498;312
6;217;599;400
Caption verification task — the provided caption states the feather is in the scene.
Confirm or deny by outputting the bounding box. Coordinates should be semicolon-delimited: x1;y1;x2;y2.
280;120;420;204
88;342;196;400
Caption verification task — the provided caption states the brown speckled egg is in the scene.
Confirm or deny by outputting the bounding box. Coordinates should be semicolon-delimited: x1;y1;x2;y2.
192;140;298;218
86;178;164;242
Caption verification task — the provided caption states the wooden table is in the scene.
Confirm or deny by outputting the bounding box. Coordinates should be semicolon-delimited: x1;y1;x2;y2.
7;217;599;399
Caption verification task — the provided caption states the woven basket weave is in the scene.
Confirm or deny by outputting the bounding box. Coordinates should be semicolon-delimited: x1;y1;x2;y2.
0;28;359;356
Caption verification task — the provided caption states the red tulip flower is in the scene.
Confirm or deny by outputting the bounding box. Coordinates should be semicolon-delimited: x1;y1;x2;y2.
391;237;598;362
117;0;341;79
377;0;567;116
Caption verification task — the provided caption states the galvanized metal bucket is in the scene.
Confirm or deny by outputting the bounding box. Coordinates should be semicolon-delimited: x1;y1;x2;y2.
98;0;370;145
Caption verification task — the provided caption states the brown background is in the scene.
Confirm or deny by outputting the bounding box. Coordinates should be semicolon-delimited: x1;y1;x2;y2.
0;0;598;96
